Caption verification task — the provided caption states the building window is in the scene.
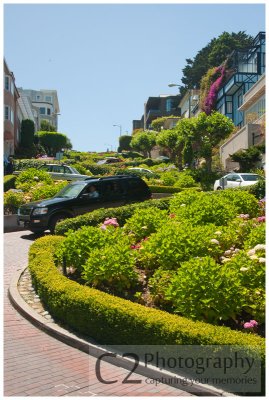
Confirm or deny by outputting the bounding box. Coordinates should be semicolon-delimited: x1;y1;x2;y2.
4;76;10;91
45;96;52;102
36;95;41;100
47;108;51;115
10;80;14;95
226;102;232;114
166;99;173;113
10;108;14;124
238;92;243;107
39;107;46;114
4;106;9;120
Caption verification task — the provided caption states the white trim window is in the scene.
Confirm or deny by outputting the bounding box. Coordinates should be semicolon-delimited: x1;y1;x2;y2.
4;105;14;124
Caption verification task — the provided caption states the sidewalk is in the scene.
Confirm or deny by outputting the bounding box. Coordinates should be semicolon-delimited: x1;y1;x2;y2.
4;231;217;396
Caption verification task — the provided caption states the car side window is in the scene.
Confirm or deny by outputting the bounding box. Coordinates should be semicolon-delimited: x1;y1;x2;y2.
226;174;234;181
39;165;50;171
64;166;71;174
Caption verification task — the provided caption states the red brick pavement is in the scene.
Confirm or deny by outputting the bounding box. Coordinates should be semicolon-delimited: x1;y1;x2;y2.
4;231;195;396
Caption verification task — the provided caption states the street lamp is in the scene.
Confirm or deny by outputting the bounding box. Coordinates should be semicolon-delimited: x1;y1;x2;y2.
168;83;181;93
113;124;122;136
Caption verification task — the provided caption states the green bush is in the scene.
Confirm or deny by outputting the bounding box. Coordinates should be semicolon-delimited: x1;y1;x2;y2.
4;190;26;214
165;256;246;324
82;233;138;294
30;181;68;201
238;179;266;200
55;226;114;274
174;174;199;189
214;189;259;217
4;175;16;192
55;198;170;235
28;235;265;380
244;222;266;250
148;185;201;193
123;208;169;242
13;159;48;171
161;170;181;186
15;168;53;191
137;221;221;271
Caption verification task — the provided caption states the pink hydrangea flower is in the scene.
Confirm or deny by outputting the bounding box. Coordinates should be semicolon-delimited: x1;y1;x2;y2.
244;320;258;329
101;217;119;230
257;216;265;223
249;320;258;327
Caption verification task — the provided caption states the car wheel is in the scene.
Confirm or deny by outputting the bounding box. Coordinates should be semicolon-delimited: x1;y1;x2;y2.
49;214;69;234
216;187;222;190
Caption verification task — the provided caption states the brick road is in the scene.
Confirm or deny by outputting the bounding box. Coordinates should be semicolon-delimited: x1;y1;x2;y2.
4;230;195;396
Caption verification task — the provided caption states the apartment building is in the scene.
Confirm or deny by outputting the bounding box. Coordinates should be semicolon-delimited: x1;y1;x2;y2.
4;59;20;157
220;73;265;171
18;88;60;131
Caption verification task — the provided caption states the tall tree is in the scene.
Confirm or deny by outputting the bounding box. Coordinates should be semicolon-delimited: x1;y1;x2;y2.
119;135;132;152
181;31;253;90
130;131;156;158
36;131;70;156
195;112;235;172
20;119;35;147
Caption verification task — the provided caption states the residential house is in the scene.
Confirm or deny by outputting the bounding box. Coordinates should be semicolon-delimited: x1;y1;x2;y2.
220;73;265;171
18;88;60;131
178;89;200;119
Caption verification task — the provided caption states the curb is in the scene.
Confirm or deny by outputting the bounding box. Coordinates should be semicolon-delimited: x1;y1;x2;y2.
9;267;235;397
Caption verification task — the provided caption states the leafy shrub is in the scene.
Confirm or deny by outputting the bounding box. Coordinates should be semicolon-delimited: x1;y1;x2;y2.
239;179;266;200
55;198;170;235
174;174;198;189
72;163;92;175
82;235;138;293
4;175;16;192
161;170;181;186
124;208;168;241
15;168;53;191
214;189;259;217
30;181;68;201
13;159;47;171
137;221;221;271
28;234;265;395
148;185;183;193
55;226;115;274
165;256;246;324
244;222;266;250
4;190;26;214
171;192;237;226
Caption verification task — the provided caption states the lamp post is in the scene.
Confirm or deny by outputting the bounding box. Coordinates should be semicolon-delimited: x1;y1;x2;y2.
113;124;122;136
168;83;181;93
168;83;192;118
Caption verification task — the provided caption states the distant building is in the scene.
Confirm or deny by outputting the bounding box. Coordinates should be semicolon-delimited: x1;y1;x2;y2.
133;95;181;132
18;88;60;131
4;59;20;157
178;89;200;118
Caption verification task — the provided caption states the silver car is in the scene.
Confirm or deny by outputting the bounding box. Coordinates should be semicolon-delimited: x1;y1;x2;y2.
38;164;90;181
214;173;263;190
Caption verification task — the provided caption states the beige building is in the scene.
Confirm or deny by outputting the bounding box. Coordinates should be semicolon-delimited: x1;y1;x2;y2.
220;74;265;171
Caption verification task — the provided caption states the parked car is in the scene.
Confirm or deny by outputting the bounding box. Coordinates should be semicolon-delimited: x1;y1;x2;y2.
214;173;263;190
38;164;90;181
97;157;122;165
17;175;152;234
128;167;153;174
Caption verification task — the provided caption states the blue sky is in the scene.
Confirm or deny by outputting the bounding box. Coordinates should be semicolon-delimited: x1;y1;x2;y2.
4;2;265;152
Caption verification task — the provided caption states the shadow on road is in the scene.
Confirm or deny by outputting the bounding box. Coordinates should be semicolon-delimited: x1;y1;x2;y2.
20;231;51;241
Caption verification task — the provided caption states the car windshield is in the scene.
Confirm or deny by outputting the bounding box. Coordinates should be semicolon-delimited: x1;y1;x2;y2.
54;182;87;198
68;166;80;174
241;174;262;182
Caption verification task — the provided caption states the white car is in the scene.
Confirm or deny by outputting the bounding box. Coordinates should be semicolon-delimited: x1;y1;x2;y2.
214;173;263;190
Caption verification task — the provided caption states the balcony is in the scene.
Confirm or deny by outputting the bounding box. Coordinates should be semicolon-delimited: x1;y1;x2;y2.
239;74;265;111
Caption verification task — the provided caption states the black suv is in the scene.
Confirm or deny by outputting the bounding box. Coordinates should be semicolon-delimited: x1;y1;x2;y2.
17;175;151;234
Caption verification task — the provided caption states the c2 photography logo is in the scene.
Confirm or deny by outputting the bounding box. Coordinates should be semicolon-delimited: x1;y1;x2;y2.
95;345;262;394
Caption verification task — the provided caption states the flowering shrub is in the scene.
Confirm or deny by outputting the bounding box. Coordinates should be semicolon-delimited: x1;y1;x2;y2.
100;217;119;230
244;223;265;250
214;189;259;218
137;221;222;271
200;64;227;115
165;256;245;323
123;208;168;242
82;237;138;294
55;226;119;274
15;168;53;192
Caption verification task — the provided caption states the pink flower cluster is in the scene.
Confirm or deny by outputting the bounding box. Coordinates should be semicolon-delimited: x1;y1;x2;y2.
257;216;265;223
100;217;119;230
204;66;226;115
130;237;149;250
243;320;258;329
238;214;250;220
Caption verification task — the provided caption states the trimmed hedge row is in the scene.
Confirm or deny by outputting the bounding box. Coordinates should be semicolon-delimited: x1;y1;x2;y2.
55;198;170;235
28;235;265;364
4;175;17;192
148;185;201;193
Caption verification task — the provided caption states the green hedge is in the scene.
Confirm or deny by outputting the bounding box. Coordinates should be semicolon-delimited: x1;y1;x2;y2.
28;235;265;368
55;198;170;235
148;185;201;193
4;175;17;192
